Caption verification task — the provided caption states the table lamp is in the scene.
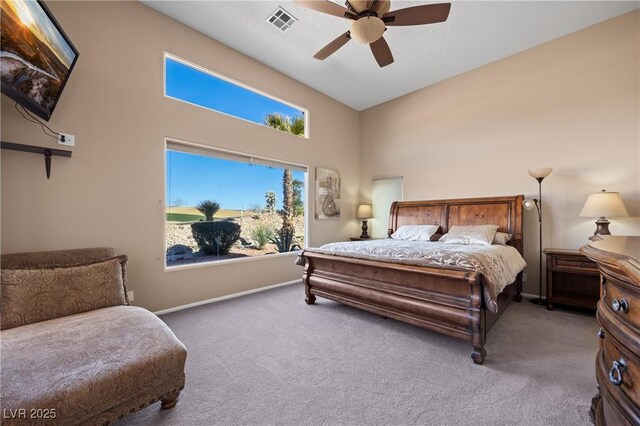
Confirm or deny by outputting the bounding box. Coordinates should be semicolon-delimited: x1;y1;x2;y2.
579;190;629;235
357;204;373;238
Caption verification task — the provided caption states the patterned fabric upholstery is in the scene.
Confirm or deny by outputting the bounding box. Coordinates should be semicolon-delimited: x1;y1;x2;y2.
441;225;500;246
1;307;187;425
0;248;187;424
1;256;128;330
1;247;116;269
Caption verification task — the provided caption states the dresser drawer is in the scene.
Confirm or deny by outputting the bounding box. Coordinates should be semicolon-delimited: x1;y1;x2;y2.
603;273;640;331
551;254;598;273
601;332;640;408
601;390;635;426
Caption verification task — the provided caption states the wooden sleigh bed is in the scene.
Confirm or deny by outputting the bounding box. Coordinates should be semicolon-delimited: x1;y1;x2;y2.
299;195;524;364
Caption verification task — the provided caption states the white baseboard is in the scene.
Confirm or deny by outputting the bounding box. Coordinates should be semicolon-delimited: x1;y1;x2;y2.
154;279;301;316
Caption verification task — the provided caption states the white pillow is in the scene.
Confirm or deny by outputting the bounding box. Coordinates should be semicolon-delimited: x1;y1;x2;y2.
441;225;499;246
391;225;439;241
493;232;512;246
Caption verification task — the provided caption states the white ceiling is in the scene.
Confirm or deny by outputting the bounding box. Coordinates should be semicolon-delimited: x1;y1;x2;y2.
143;1;639;111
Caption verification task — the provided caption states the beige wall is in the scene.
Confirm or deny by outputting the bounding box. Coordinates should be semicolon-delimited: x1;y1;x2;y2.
359;11;640;295
0;1;360;311
2;4;638;308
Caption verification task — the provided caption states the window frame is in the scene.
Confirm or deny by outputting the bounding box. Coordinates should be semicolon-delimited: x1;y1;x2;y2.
163;53;310;139
162;137;310;272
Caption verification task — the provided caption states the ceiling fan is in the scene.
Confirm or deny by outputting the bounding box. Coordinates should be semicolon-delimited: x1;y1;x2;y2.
295;0;451;67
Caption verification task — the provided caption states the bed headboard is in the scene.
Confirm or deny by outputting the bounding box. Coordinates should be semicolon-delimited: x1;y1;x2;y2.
387;195;524;254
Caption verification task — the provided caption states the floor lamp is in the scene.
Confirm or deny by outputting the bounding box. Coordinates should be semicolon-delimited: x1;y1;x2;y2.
523;167;552;306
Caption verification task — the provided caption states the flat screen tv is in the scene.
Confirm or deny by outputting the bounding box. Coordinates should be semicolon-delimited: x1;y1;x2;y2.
0;0;79;121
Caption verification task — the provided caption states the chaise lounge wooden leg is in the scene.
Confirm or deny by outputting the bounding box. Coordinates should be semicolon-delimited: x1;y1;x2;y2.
161;391;180;410
471;346;486;365
305;294;316;305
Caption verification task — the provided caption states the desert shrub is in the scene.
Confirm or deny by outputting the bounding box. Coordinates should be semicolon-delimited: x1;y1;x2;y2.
251;225;274;250
195;200;221;221
191;221;241;255
269;227;301;253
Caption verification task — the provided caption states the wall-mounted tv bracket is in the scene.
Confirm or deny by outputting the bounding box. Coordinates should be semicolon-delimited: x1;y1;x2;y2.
1;141;72;179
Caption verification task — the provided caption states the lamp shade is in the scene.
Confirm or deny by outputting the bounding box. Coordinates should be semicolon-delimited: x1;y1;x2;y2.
350;17;385;44
357;204;373;219
528;168;553;179
579;191;629;218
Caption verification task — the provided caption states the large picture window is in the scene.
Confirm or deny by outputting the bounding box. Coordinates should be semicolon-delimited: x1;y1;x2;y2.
165;140;307;268
164;54;307;138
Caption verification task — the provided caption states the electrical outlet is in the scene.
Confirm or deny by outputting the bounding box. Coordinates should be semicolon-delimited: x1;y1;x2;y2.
127;291;134;302
523;273;527;282
58;133;75;147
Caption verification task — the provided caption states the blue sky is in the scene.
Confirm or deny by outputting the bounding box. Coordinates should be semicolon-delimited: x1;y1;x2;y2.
165;57;304;124
167;151;306;210
165;57;307;210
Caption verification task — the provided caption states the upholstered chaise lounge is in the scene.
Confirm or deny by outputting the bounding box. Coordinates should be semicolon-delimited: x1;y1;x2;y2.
0;248;187;425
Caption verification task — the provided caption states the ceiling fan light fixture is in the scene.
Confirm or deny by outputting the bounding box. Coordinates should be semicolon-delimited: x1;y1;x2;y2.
350;16;385;44
347;0;369;13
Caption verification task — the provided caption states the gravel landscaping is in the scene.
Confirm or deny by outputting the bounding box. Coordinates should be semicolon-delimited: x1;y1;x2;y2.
165;211;304;265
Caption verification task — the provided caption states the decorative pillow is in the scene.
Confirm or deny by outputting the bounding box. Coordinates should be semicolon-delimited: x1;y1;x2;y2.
391;225;440;241
1;256;128;330
440;232;510;245
493;232;513;246
441;225;499;246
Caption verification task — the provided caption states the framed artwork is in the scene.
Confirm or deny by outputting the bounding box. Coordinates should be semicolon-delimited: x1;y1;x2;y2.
315;167;341;220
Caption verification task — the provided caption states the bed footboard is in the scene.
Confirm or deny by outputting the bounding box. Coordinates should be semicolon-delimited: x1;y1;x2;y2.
301;252;502;364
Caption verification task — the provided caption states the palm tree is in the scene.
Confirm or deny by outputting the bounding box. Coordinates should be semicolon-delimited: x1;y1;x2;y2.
264;113;288;132
263;113;305;137
289;115;305;136
282;169;294;231
195;200;221;222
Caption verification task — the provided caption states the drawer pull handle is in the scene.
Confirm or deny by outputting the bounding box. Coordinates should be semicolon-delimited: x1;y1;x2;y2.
597;328;605;339
609;358;627;386
612;298;629;313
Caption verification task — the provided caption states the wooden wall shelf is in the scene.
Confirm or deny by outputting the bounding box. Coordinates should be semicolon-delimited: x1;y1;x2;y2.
1;141;72;179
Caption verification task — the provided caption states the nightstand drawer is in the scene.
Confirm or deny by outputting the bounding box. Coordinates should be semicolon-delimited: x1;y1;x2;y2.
552;255;598;272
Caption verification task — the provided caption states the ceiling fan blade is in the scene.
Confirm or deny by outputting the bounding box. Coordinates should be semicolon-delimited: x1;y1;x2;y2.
314;31;352;60
382;3;451;26
294;0;357;19
370;36;394;67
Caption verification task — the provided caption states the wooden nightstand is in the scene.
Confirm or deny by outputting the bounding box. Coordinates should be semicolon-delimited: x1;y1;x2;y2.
544;248;600;311
349;237;385;241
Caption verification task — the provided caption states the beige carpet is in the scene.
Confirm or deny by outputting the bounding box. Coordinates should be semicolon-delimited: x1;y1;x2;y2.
122;283;598;425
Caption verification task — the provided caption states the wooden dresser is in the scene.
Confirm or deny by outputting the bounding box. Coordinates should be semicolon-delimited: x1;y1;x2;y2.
581;236;640;425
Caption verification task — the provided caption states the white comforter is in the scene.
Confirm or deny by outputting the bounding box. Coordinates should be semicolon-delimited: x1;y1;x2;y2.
304;239;527;313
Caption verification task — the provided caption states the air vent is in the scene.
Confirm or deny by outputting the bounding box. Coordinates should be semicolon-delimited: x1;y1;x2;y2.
266;7;298;32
